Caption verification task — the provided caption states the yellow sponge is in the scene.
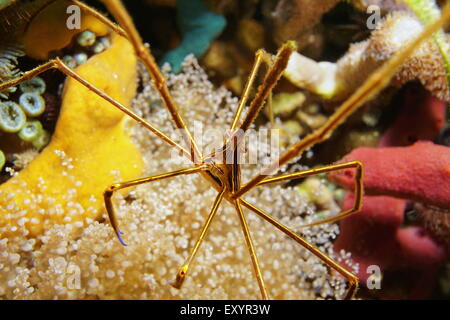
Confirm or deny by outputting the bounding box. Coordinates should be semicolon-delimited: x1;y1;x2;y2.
0;33;143;237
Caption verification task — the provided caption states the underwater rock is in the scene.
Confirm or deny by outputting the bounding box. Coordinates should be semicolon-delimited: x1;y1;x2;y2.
237;18;266;53
329;128;381;160
202;41;236;78
403;0;450;89
147;0;176;7
267;92;306;119
265;0;340;47
329;141;450;210
296;109;327;130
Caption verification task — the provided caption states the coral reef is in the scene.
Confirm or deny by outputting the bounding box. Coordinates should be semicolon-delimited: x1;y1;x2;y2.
284;10;450;102
0;77;49;150
0;57;356;299
1;0;449;301
329;82;449;298
0;0;115;173
351;0;408;12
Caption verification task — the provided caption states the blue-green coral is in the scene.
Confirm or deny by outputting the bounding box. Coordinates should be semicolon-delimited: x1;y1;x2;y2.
19;92;46;117
19;76;46;94
159;0;226;73
0;101;26;132
77;30;96;47
18;119;43;142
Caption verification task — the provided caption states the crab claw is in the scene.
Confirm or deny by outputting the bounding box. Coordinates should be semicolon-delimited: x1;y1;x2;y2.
117;230;127;246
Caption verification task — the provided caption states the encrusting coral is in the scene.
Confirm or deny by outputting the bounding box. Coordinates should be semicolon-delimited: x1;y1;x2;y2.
265;0;341;47
0;56;357;299
403;0;450;86
284;9;450;102
2;0;448;301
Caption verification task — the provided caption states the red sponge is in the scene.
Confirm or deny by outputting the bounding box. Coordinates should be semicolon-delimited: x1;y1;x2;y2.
330;141;450;209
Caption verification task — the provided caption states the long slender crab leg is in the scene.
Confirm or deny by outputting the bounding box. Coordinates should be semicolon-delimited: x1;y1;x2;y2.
240;200;358;300
233;4;450;199
104;165;209;245
101;0;203;164
234;199;269;300
71;0;128;38
0;58;192;159
170;188;226;289
256;161;364;227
